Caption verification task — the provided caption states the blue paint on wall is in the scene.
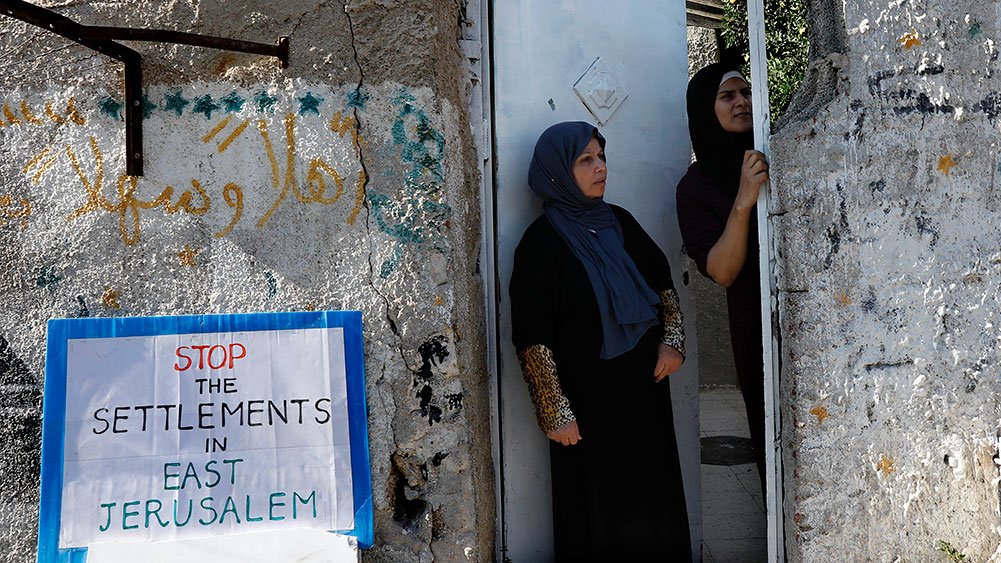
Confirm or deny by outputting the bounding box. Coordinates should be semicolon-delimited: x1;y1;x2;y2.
141;95;157;119
162;91;190;116
367;88;453;278
221;91;246;113
265;271;278;300
254;91;278;113
346;87;369;110
192;95;221;119
36;267;61;293
297;92;323;115
98;97;122;120
74;296;90;318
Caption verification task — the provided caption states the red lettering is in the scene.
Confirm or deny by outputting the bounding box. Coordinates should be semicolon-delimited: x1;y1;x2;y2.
174;342;247;372
174;347;192;371
228;343;247;369
207;345;227;370
190;345;210;369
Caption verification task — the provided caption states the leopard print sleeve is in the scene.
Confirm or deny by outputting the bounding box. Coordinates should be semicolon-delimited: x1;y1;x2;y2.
659;288;686;357
516;344;575;434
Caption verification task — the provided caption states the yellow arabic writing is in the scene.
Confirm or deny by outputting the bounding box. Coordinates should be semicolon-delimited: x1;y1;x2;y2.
0;98;85;127
18;106;365;244
63;138;229;245
0;195;32;231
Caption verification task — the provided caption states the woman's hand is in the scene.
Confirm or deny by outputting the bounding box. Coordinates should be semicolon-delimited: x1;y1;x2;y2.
653;343;684;382
735;150;769;211
706;150;769;287
546;420;582;446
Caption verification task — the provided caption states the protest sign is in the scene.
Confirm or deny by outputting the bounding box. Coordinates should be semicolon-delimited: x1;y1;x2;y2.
38;311;372;562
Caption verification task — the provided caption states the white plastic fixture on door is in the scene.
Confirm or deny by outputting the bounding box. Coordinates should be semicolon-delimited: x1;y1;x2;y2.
573;57;628;125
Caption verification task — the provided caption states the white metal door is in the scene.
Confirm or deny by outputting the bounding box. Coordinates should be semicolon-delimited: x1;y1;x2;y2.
491;3;699;560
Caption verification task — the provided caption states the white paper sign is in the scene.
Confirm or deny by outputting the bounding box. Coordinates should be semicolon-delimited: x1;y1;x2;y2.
58;327;354;548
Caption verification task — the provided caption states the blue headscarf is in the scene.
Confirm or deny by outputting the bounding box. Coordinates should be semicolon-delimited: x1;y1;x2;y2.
528;121;660;359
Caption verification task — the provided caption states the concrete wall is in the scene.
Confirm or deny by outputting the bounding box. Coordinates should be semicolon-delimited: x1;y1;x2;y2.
687;25;722;79
774;0;1001;560
0;1;493;561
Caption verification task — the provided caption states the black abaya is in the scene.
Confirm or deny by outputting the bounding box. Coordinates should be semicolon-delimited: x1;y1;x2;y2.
510;205;692;562
676;162;766;486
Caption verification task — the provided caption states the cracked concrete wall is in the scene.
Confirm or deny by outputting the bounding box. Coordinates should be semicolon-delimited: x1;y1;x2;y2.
0;1;492;561
773;0;1001;560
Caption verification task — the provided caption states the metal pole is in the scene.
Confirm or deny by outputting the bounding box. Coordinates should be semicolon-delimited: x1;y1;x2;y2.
1;0;288;176
746;0;785;561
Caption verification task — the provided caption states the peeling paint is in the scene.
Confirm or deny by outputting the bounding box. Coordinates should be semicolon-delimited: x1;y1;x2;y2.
899;31;923;49
876;455;895;478
937;154;957;175
809;406;830;423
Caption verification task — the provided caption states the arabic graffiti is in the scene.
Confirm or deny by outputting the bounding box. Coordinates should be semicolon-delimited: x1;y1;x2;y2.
369;88;451;278
0;195;31;231
12;91;367;246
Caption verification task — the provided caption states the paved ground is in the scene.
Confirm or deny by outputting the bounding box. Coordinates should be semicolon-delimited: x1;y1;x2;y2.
700;386;767;562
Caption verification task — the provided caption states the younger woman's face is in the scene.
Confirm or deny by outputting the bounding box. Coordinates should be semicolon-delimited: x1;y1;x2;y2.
572;136;607;198
714;76;753;134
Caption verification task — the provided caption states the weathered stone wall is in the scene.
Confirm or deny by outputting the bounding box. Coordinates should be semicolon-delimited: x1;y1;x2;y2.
773;1;1001;560
687;25;722;78
0;1;493;561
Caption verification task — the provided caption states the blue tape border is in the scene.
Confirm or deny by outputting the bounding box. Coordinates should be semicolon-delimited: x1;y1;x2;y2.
38;311;374;563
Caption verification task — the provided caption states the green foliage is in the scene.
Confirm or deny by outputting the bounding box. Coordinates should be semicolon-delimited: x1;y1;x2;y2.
938;540;968;563
720;0;809;123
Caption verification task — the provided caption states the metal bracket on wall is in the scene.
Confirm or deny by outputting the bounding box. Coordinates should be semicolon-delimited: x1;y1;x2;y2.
1;0;289;176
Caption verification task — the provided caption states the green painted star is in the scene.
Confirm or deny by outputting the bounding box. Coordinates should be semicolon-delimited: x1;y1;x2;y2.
346;87;369;109
99;96;123;120
36;266;61;293
254;91;278;113
298;92;323;115
192;94;221;119
969;22;982;39
163;91;190;116
221;91;245;113
141;94;157;119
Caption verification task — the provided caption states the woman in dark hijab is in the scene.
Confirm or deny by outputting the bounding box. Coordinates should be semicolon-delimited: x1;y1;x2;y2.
676;62;770;486
510;121;691;560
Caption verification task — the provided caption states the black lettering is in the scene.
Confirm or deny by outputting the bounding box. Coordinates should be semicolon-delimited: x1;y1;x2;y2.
177;403;194;430
112;406;130;433
92;408;110;435
157;404;176;430
134;405;154;431
290;398;308;424
314;398;331;424
246;400;264;427
198;402;216;429
268;400;288;425
221;401;243;427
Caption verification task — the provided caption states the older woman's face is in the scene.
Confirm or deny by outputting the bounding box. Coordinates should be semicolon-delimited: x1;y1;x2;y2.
572;136;607;198
715;76;753;134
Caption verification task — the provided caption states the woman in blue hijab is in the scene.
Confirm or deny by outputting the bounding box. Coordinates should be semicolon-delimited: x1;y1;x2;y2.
510;121;691;560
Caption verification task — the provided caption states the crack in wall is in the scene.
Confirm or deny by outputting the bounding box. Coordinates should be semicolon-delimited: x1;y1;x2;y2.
342;0;401;341
340;5;437;553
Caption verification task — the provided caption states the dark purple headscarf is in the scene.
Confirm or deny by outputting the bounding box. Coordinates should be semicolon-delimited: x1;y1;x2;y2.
528;121;659;359
687;61;755;195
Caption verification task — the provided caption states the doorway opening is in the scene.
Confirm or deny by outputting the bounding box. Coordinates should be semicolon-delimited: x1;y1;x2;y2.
483;0;806;561
685;0;808;560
